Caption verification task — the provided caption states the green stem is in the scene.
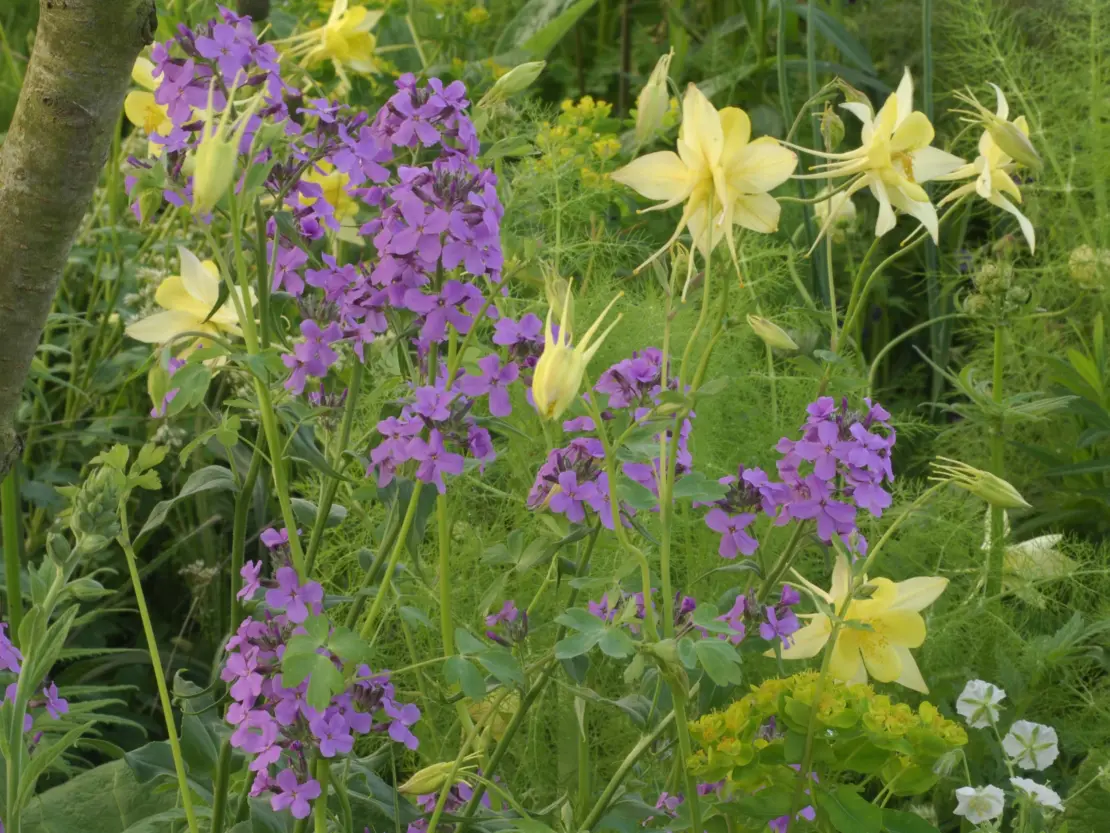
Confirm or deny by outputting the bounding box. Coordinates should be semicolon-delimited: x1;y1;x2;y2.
230;431;264;629
669;686;701;833
579;708;678;830
314;757;329;833
437;491;454;654
359;483;425;639
118;509;200;833
305;360;363;576
576;702;590;822
2;469;22;644
756;523;808;604
987;324;1006;598
211;739;233;833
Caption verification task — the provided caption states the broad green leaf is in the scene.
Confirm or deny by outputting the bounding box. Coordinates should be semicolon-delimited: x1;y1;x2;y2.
136;466;237;543
598;627;636;658
445;656;487;701
328;626;371;664
179;713;220;780
818;786;883;833
618;477;658;511
555;630;603;659
291;497;349;529
556;608;606;633
476;648;526;687
882;809;941;833
694;639;744;686
495;0;599;58
454;627;487;655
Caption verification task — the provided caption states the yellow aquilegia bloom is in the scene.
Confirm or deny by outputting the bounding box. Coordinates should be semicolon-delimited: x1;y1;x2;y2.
299;160;361;239
934;85;1036;253
800;69;965;245
779;555;948;693
283;0;383;88
532;282;622;421
612;84;797;275
124;57;172;156
126;247;255;351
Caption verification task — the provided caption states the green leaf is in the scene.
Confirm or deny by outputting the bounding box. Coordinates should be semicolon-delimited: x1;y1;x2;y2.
555;630;603;659
780;1;875;71
618;476;658;511
598;628;636;658
818;786;883;833
291;497;349;529
673;472;729;503
328;626;370;664
882;809;941;833
694;639;744;686
495;0;599;58
476;648;526;687
454;627;487;655
444;656;487;700
179;713;219;779
20;759;177;833
481;136;534;161
556;608;606;633
136;466;237;543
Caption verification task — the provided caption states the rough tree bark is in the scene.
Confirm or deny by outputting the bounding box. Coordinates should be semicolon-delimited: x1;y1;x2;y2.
0;0;157;477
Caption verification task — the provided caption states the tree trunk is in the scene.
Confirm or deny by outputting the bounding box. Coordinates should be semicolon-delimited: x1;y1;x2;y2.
0;0;157;477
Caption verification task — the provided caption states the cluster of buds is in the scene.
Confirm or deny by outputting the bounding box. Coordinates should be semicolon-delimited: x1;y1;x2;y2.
961;260;1030;318
58;465;122;557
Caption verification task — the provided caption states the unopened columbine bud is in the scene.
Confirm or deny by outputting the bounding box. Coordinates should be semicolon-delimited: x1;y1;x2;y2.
747;314;798;351
1069;245;1110;290
955;83;1042;170
192;81;263;214
479;61;545;107
834;78;870;105
634;49;674;145
930;457;1031;510
532;282;623;421
398;761;456;796
820;105;844;151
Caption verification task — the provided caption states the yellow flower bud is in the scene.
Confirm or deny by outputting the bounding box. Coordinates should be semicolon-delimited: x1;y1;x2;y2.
479;61;545;106
191;81;263;215
746;314;798;351
953;84;1042;170
532;283;623;421
398;761;457;796
930;457;1031;510
634;49;674;145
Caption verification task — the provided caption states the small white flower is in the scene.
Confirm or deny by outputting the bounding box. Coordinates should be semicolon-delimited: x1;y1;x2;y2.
1010;777;1064;811
955;785;1006;824
957;679;1007;728
1003;721;1059;770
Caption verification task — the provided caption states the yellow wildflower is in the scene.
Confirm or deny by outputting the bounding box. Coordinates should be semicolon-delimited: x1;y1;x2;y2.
282;0;383;88
124;57;172;156
612;84;796;277
532;283;622;421
799;69;965;245
935;85;1036;252
779;555;948;693
125;247;255;351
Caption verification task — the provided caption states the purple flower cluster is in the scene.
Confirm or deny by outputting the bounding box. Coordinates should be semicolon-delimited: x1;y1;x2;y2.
527;437;619;528
0;622;69;736
227;569;420;819
367;372;500;494
485;600;528;646
407;779;491;833
702;397;895;555
715;586;801;649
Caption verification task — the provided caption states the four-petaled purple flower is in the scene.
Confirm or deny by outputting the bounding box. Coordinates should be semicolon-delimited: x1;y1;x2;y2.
704;508;758;559
271;769;322;820
264;567;324;624
409;429;465;494
459;354;519;417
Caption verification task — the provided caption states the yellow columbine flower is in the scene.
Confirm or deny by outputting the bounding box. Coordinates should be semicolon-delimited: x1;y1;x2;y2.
934;85;1036;253
124;57;172;157
299;160;361;240
799;69;965;245
611;84;797;276
532;282;622;421
778;555;948;693
283;0;383;88
125;247;255;351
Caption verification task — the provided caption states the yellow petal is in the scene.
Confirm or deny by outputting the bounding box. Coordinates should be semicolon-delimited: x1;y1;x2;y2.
989;82;1010;121
679;84;724;170
155;275;211;319
890;111;934;152
874;609;927;649
731;192;781;234
132;57;157;91
869;178;898;237
178;246;221;308
859;632;902;683
990;169;1022;203
730;137;797;194
910;146;967;182
124;91;157;132
988;192;1036;253
840;101;874;130
828;630;864;682
892;645;929;693
887;184;940;242
894;67;914;126
778;616;832;659
611;151;693;207
718;106;752;171
890;576;949;612
125;310;208;343
831;553;852;605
